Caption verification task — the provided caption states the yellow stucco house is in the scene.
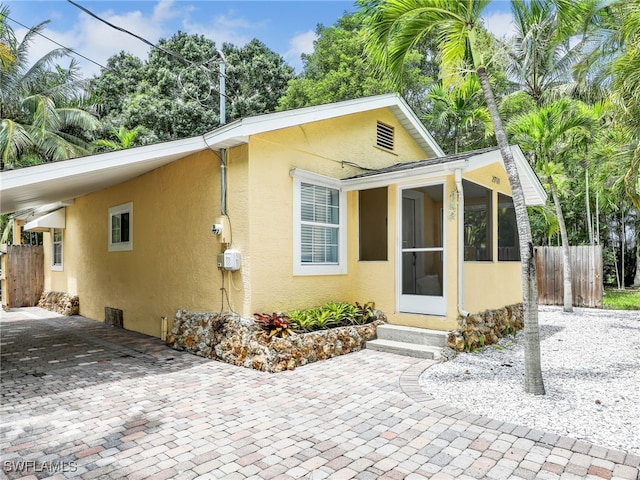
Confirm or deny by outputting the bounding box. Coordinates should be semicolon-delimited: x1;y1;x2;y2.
1;94;546;339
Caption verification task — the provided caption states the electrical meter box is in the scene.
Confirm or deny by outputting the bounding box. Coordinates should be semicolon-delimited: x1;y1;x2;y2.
223;249;241;271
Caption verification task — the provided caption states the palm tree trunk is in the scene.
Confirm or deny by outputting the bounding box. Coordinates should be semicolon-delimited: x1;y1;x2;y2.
621;209;626;289
548;177;573;312
633;231;640;287
477;66;545;395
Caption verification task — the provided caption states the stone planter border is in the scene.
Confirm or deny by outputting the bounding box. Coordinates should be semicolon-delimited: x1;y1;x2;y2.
166;309;386;372
447;303;524;352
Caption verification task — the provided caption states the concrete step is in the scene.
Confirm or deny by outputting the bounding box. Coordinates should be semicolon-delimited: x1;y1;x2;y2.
365;338;443;360
375;324;447;347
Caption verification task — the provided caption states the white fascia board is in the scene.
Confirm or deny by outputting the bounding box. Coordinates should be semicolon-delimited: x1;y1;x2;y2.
204;96;403;146
1;136;207;191
464;145;547;206
341;159;467;192
391;99;445;158
511;145;548;206
203;94;445;158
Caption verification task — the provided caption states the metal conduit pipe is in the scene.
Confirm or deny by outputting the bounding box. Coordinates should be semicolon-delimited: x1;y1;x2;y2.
455;169;470;318
217;49;228;216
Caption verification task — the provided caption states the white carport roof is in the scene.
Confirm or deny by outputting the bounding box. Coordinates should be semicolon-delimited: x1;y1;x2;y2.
0;94;442;214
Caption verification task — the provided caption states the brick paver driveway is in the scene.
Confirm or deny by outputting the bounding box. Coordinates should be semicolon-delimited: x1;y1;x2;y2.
1;308;638;480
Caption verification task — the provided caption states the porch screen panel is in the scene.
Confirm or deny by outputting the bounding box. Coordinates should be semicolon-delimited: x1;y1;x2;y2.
463;180;492;261
498;193;520;261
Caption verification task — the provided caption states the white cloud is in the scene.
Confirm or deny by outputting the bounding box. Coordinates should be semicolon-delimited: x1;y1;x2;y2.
483;11;515;40
182;10;265;49
15;2;187;78
152;0;181;24
285;30;317;72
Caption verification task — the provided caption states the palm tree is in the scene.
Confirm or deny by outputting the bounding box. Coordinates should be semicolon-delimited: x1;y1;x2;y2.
507;0;588;106
576;0;640;209
0;10;98;169
508;99;595;312
359;0;548;394
424;75;493;154
93;126;140;152
0;5;15;67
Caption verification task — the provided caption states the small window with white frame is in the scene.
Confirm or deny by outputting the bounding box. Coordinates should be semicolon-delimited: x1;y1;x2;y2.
292;171;346;275
52;228;63;270
108;202;133;252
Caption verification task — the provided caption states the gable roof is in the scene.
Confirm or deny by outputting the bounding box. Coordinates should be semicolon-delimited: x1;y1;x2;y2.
203;94;444;158
342;145;547;206
0;94;443;214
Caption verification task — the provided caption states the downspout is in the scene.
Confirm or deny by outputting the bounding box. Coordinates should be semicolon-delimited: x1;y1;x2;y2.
217;49;228;216
455;169;470;317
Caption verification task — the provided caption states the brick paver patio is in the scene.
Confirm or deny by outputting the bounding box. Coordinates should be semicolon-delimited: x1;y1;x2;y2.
1;307;638;479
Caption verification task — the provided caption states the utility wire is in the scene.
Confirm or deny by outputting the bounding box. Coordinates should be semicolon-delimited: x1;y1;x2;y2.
65;0;232;101
6;15;111;72
66;0;181;62
66;0;228;75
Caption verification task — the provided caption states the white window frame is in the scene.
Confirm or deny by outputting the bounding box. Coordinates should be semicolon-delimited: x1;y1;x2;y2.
291;170;347;276
51;228;63;271
108;202;133;252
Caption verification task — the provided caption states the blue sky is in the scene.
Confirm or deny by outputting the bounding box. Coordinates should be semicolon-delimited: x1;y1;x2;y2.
4;1;515;78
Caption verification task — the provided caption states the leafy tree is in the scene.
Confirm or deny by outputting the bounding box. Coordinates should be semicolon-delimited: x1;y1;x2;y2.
278;13;394;110
89;52;145;119
0;9;98;169
359;0;545;395
278;12;437;114
225;39;294;118
90;32;295;141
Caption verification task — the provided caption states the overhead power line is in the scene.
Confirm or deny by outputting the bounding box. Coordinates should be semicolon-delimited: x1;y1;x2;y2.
65;0;226;74
66;0;184;63
65;0;231;103
6;15;110;71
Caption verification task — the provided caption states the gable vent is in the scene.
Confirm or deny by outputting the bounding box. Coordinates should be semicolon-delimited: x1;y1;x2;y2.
376;122;394;151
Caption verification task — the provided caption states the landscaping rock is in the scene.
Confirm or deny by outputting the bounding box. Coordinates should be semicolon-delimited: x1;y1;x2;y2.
166;310;386;372
37;291;79;316
448;303;524;351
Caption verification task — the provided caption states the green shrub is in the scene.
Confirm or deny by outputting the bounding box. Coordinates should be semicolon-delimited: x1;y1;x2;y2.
286;301;376;333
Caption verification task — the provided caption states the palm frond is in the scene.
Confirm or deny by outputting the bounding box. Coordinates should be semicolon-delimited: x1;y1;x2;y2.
0;118;31;168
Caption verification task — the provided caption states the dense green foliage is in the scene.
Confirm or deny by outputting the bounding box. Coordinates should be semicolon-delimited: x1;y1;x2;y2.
254;302;377;338
90;33;294;142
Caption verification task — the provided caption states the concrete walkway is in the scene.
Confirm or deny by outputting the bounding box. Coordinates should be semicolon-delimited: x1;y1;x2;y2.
1;308;638;480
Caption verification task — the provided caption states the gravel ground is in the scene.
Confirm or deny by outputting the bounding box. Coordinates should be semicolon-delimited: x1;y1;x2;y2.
419;306;640;455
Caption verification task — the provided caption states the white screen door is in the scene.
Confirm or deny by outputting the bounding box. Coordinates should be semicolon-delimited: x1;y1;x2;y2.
399;184;445;315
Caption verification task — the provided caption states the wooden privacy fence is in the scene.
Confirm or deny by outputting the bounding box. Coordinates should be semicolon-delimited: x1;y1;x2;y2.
534;245;603;308
0;245;44;308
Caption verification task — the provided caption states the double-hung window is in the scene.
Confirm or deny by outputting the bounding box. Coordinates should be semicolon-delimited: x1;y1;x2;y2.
108;202;133;251
292;171;346;275
52;228;63;271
